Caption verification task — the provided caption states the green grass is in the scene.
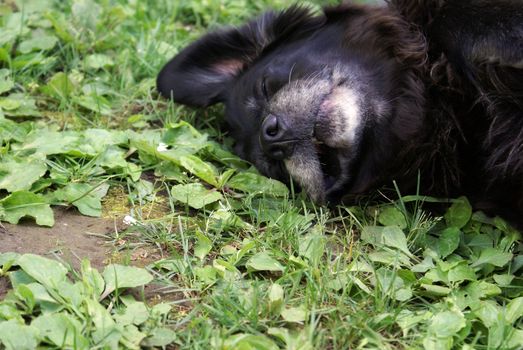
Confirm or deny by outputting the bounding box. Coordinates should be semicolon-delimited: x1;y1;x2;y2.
0;0;522;349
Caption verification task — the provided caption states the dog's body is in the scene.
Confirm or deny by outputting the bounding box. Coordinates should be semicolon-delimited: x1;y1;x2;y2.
157;0;523;227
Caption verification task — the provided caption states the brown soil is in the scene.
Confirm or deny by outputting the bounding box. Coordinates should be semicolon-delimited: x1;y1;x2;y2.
0;207;119;298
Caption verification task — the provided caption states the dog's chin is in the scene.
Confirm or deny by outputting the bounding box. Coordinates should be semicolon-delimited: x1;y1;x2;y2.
283;138;351;204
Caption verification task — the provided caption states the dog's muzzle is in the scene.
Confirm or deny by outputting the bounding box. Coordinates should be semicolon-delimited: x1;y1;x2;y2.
259;114;296;160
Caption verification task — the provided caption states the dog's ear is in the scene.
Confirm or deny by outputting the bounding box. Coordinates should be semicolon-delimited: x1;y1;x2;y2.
157;6;323;107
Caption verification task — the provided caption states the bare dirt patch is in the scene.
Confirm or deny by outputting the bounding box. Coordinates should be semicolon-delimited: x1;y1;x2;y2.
0;207;120;298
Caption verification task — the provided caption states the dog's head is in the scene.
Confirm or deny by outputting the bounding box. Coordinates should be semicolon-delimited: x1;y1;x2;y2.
157;4;426;203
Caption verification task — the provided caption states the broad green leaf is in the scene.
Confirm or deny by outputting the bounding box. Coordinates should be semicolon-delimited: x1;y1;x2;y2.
73;94;112;115
236;240;256;263
151;303;172;317
179;155;219;186
44;11;74;44
2;93;41;117
154;161;188;182
447;263;476;283
360;225;383;246
208;208;252;233
14;0;54;13
114;301;149;326
268;283;284;313
19;34;58;54
506;297;523;323
0;252;19;268
222;333;279;350
396;310;432;337
0;118;31;143
471;247;513;268
52;183;109;217
378;206;407;229
0;97;20;110
227;171;289;197
81;259;105;298
488;323;507;348
412;256;435;273
363;226;411;256
102;264;153;297
0;156;47;192
0;320;39;350
507;329;523;349
0;69;14;94
32;313;88;348
0;13;28;47
246;252;284;272
16;130;82;155
97;145;128;169
8;269;36;289
423;336;453;350
0;303;21;323
206;141;247;169
472;300;500;327
281;306;307;323
130;179;154;202
17;254;68;286
268;327;314;350
194;265;218;284
376;268;412;301
395;287;413;301
162;122;209;153
444;197;472;228
40;72;75;99
72;0;101;30
493;274;514;287
171;183;222;209
368;250;411;266
121;324;146;349
326;273;348;291
382;226;411;255
465;281;502;300
84;298;118;344
0;191;54;226
428;310;466;337
299;229;325;267
81;82;112;96
194;231;212;260
84;129;128;152
15;284;35;311
142;327;177;347
512;255;523;274
85;54;114;69
24;283;56;305
437;227;460;258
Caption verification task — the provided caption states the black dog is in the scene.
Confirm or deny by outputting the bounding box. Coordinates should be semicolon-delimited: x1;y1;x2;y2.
157;0;523;227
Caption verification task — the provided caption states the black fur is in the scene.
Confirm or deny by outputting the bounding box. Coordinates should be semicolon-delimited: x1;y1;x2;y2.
157;0;523;228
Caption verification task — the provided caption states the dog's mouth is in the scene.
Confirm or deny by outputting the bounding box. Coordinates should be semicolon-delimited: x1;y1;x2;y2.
314;138;342;191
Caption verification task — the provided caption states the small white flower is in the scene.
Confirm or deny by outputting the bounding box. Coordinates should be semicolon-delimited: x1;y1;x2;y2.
156;142;169;152
123;215;138;225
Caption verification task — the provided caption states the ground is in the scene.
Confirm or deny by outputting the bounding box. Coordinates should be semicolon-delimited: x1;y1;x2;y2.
0;208;110;296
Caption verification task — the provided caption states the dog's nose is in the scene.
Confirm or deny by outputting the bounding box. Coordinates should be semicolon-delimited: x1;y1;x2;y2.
260;114;294;160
